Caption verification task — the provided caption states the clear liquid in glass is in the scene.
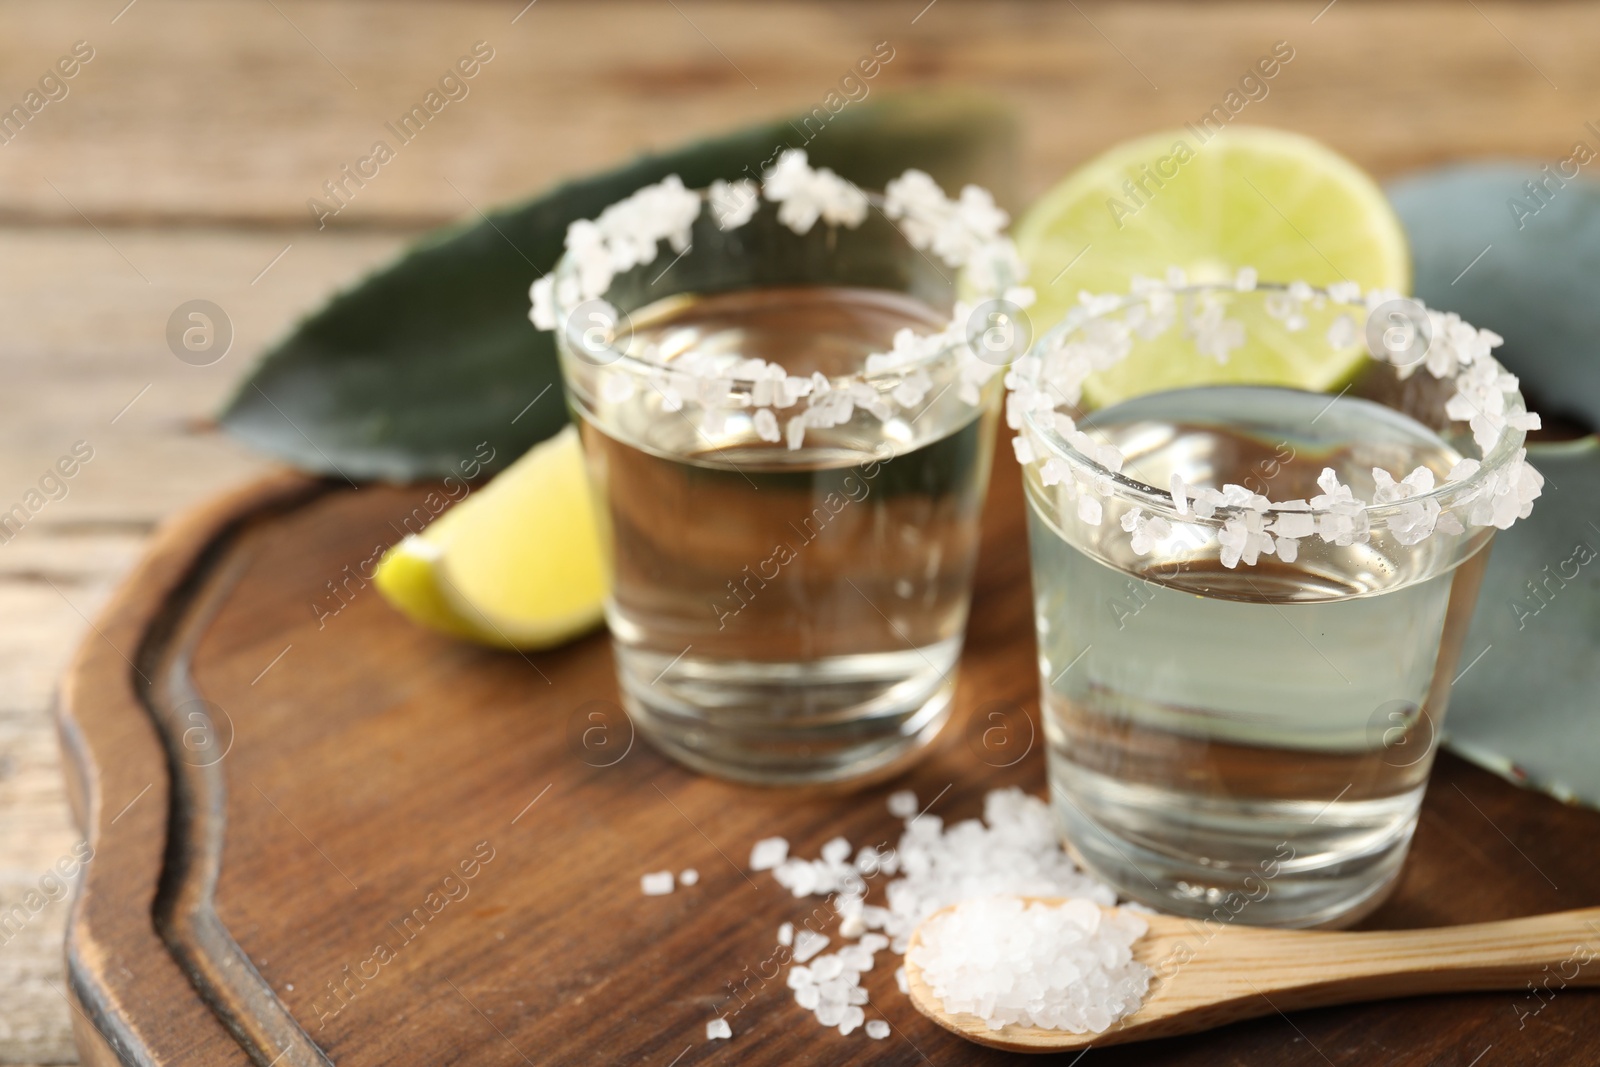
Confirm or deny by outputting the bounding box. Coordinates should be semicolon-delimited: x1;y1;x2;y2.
1026;385;1489;927
573;286;998;784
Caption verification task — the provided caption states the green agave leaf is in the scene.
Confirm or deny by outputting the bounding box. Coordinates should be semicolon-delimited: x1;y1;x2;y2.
220;91;1019;482
1388;162;1600;429
1389;161;1600;809
1447;439;1600;809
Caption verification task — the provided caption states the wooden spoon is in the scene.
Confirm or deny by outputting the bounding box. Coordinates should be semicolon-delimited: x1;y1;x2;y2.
905;898;1600;1052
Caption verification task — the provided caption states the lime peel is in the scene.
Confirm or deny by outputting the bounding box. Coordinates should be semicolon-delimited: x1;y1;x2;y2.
374;424;609;650
1017;126;1410;409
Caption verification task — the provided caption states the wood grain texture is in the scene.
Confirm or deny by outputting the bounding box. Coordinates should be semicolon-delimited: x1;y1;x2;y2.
1;563;129;1065
0;225;396;1064
0;1;1596;227
905;901;1600;1052
0;227;402;527
54;438;1600;1066
56;472;323;1067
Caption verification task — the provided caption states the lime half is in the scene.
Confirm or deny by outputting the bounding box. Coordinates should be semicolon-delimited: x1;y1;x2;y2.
1017;126;1409;408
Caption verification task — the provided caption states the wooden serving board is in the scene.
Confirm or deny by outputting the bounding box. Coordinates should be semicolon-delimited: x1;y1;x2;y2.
56;444;1600;1066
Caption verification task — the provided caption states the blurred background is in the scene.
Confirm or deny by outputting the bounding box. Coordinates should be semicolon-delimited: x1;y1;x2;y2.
1;1;1594;1060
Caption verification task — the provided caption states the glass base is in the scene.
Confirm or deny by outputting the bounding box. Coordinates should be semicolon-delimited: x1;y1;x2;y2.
615;640;959;786
1050;763;1421;929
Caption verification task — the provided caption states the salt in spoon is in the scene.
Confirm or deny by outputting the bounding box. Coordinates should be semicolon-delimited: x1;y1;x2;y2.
905;898;1600;1052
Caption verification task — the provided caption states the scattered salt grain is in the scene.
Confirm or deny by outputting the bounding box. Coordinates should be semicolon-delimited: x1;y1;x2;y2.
909;895;1152;1033
679;868;699;886
866;1019;890;1040
706;1017;732;1040
792;929;829;963
757;787;1123;1037
750;836;789;871
821;836;852;865
838;944;875;972
641;871;674;896
777;921;794;946
894;966;909;994
773;858;820;896
838;1005;866;1036
886;790;918;819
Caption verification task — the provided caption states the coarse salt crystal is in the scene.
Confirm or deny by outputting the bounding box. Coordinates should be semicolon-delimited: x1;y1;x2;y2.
706;1017;732;1040
886;790;918;819
909;895;1151;1033
792;929;829;963
838;945;875;972
777;921;794;946
750;836;789;871
821;837;852;865
678;868;699;886
752;407;781;443
640;871;674;896
866;1019;890;1039
773;858;817;896
811;954;844;980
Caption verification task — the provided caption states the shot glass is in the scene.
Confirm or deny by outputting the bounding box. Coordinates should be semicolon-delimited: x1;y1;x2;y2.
532;154;1028;784
1008;277;1543;927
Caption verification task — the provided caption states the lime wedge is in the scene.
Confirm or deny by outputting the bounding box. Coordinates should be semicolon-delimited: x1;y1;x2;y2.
375;425;608;649
1017;126;1410;408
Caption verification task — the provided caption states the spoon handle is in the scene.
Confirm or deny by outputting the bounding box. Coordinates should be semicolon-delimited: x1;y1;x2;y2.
1229;906;1600;1008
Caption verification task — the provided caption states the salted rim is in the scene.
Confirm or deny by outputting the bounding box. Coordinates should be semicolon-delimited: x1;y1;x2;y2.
547;261;976;386
1007;275;1544;562
527;150;1031;450
529;150;1030;381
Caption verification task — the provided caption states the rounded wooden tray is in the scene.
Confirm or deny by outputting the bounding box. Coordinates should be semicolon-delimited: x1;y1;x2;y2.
56;448;1600;1066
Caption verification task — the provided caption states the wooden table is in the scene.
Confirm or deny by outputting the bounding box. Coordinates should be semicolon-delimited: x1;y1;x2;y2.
3;2;1597;1063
